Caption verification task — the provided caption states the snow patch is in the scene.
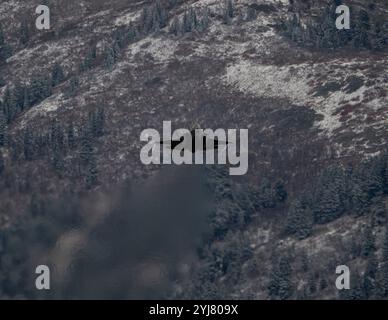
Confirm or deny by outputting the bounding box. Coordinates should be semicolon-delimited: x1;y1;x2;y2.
129;37;179;64
224;58;388;136
114;10;141;26
225;61;311;104
19;94;64;128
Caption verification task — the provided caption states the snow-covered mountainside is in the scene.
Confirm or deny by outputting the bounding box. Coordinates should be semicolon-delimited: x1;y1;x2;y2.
0;0;387;300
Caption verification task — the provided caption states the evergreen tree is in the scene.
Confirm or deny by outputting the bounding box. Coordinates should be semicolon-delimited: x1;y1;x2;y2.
113;41;120;62
384;152;388;194
29;74;52;105
350;179;369;216
80;45;97;72
66;74;80;97
199;7;210;32
0;25;5;62
67;123;76;149
319;276;328;291
155;0;167;29
349;235;362;258
127;23;138;43
169;17;180;36
30;194;44;217
268;256;293;300
183;11;193;33
361;225;375;258
50;119;64;151
51;145;64;174
363;253;378;299
307;272;317;296
23;126;35;161
140;3;166;34
94;108;105;137
88;108;105;138
0;25;11;64
223;0;235;24
352;9;371;49
313;165;346;223
284;14;300;42
379;261;388;298
51;63;65;87
189;8;198;30
259;178;275;208
41;74;53;100
2;87;16;123
301;251;309;273
383;230;388;262
246;6;257;21
86;153;98;189
20;19;30;47
113;28;128;50
141;6;152;33
0;111;6;146
360;158;384;199
346;272;365;300
22;86;30;110
274;179;287;203
79;128;93;165
370;22;385;51
104;42;120;70
378;230;388;297
13;82;26;112
0;149;4;175
286;199;313;239
319;4;342;49
371;197;386;226
104;46;115;70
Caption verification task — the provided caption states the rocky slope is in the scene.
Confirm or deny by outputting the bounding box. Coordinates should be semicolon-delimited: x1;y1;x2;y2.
0;0;387;299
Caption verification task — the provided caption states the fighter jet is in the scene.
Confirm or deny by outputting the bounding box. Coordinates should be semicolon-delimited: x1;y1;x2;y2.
158;123;229;153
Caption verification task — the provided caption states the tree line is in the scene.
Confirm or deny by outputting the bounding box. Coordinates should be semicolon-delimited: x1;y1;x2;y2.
282;1;387;51
286;152;388;240
1;107;105;189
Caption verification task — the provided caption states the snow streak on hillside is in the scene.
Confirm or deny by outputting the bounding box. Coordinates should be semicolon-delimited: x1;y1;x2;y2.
225;58;388;148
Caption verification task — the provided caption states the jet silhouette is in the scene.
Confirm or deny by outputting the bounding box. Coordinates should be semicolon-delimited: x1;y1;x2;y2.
159;128;229;153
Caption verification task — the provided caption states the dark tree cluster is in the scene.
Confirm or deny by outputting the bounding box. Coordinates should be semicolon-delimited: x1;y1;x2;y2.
340;225;388;300
6;107;105;189
0;149;4;175
168;0;260;38
169;7;210;36
282;2;387;51
181;166;287;299
65;74;80;98
19;19;30;48
222;0;235;25
282;152;388;301
205;168;286;241
205;167;255;240
286;152;388;239
79;45;97;72
0;25;11;65
141;0;168;34
285;198;313;239
378;231;388;298
102;1;172;70
268;255;293;300
0;111;6;147
0;63;66;125
103;16;143;70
